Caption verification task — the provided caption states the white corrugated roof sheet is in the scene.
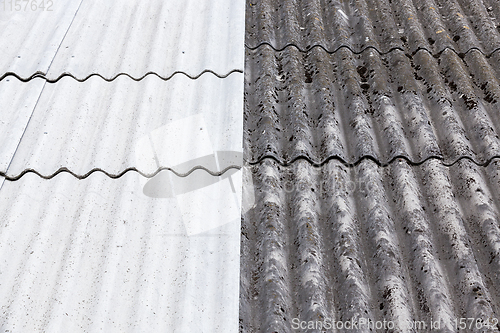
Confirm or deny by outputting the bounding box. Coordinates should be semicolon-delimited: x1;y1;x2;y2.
0;0;82;78
1;74;243;178
0;0;245;332
0;78;44;172
0;0;244;80
0;171;241;332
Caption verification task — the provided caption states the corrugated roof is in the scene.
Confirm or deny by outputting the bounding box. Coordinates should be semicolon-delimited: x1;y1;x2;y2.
1;74;243;178
240;157;500;332
0;171;241;332
4;0;500;330
0;0;82;78
241;0;500;331
0;0;245;331
0;78;45;172
246;0;500;55
245;45;500;165
0;0;244;80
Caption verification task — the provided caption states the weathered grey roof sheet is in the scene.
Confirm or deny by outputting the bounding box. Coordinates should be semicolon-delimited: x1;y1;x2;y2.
0;0;82;78
0;1;245;332
245;46;500;165
0;78;45;173
246;0;500;55
241;0;500;331
241;157;500;332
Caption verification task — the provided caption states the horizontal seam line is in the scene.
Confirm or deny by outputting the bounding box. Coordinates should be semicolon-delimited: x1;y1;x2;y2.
245;155;500;168
244;43;500;58
0;165;242;181
0;69;243;83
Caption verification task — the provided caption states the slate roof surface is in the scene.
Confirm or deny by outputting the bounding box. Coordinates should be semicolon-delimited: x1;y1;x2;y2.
241;0;500;332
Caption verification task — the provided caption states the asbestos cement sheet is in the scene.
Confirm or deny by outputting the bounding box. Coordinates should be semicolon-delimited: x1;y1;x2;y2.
246;0;500;55
46;0;245;80
0;78;45;173
4;73;243;178
0;169;243;332
245;45;500;165
0;0;83;79
240;157;500;332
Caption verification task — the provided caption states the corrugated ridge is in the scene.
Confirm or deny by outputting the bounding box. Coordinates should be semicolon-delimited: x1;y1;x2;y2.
248;155;500;168
246;0;500;55
240;157;500;332
6;155;500;181
245;43;500;59
0;69;244;83
245;44;500;165
0;165;242;181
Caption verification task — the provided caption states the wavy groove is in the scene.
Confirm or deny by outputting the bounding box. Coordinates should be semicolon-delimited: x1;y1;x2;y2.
245;42;500;58
0;69;243;83
247;155;500;168
0;165;242;181
4;156;498;181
